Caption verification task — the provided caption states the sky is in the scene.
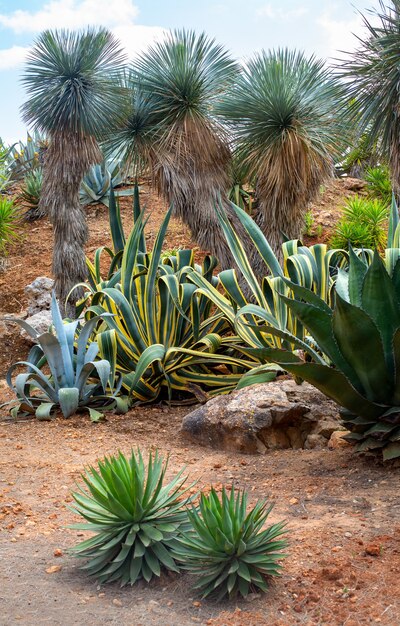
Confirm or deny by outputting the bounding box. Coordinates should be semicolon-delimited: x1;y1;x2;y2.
0;0;382;144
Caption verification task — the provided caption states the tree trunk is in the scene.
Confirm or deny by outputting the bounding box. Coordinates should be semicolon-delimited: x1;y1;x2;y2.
38;132;102;317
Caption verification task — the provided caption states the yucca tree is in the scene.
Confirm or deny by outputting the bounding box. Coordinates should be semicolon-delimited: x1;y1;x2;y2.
21;28;126;315
218;49;346;264
109;30;249;270
340;1;400;194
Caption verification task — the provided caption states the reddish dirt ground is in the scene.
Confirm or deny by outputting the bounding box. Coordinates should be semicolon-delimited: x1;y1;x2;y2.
1;178;399;626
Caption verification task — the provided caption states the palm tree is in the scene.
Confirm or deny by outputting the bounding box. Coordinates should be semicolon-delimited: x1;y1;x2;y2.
109;30;250;270
217;49;346;262
339;0;400;194
21;28;126;315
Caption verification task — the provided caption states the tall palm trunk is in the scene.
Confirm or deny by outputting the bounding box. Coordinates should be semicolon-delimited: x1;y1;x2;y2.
39;132;102;316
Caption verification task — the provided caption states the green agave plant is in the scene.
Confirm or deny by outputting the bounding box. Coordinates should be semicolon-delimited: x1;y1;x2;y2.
80;194;260;404
6;293;128;420
174;487;287;600
258;247;400;461
70;449;191;585
7;131;45;181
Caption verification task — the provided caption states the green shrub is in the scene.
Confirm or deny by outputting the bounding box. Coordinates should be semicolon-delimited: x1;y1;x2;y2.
0;196;21;256
259;248;400;461
365;165;392;206
70;450;190;585
303;210;314;236
175;486;287;600
19;169;43;220
6;293;128;420
330;195;388;250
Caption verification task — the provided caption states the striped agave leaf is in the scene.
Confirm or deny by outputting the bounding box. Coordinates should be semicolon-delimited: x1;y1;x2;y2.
187;202;348;353
83;208;260;403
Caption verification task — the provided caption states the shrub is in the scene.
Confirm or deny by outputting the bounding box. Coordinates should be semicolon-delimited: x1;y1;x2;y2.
70;450;190;585
19;169;43;220
175;486;287;599
330;195;388;250
0;196;21;257
6;293;128;420
365;165;392;206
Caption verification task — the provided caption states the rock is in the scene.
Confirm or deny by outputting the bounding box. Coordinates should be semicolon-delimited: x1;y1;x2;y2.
181;379;343;454
25;277;54;316
342;177;367;192
328;430;351;450
365;544;380;557
20;310;52;344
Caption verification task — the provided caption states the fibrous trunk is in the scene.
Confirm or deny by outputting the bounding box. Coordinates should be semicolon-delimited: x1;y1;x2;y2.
155;120;253;271
38;132;102;317
250;140;333;272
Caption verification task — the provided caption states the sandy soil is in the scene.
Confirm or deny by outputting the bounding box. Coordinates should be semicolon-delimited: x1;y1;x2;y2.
1;177;399;626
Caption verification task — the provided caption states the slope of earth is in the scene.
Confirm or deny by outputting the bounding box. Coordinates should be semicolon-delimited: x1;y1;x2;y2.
0;409;399;626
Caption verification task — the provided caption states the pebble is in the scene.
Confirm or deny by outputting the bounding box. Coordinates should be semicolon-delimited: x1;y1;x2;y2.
344;532;352;538
112;599;122;607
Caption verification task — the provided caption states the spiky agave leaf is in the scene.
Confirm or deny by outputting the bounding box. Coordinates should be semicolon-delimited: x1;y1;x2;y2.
70;449;191;586
174;487;287;600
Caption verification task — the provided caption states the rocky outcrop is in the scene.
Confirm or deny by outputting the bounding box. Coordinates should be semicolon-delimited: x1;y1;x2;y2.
181;379;344;454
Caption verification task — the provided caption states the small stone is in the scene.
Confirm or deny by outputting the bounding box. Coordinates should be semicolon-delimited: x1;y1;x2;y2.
54;549;63;557
192;601;201;607
289;497;299;505
46;565;62;574
112;599;122;607
328;431;351;450
344;532;352;539
10;537;17;543
365;544;380;557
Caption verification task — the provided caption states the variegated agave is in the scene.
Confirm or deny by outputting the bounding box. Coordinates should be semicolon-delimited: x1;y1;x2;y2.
6;293;128;420
80;193;261;404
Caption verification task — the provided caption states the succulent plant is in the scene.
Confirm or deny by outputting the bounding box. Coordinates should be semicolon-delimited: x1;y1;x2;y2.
6;292;128;420
260;248;400;461
174;486;287;600
70;449;191;585
19;168;43;220
79;157;134;207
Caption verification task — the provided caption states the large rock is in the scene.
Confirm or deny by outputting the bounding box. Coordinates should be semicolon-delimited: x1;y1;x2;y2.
25;277;54;316
181;379;344;454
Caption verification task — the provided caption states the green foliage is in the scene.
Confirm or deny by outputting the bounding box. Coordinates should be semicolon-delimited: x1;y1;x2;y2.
228;154;254;214
340;131;379;177
330;196;388;251
365;165;392;206
174;487;287;600
82;194;260;403
19;169;43;216
188;202;347;377
70;449;190;585
0;197;21;256
80;157;134;206
21;29;126;137
259;249;400;461
6;293;128;420
7;131;45;181
303;210;314;237
339;2;400;183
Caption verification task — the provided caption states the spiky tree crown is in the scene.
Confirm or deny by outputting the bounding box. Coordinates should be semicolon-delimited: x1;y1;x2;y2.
133;30;239;126
21;28;127;137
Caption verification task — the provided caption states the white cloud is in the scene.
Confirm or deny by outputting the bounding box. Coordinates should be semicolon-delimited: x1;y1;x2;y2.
0;0;166;71
257;4;308;20
316;7;380;61
0;0;139;32
0;46;28;70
